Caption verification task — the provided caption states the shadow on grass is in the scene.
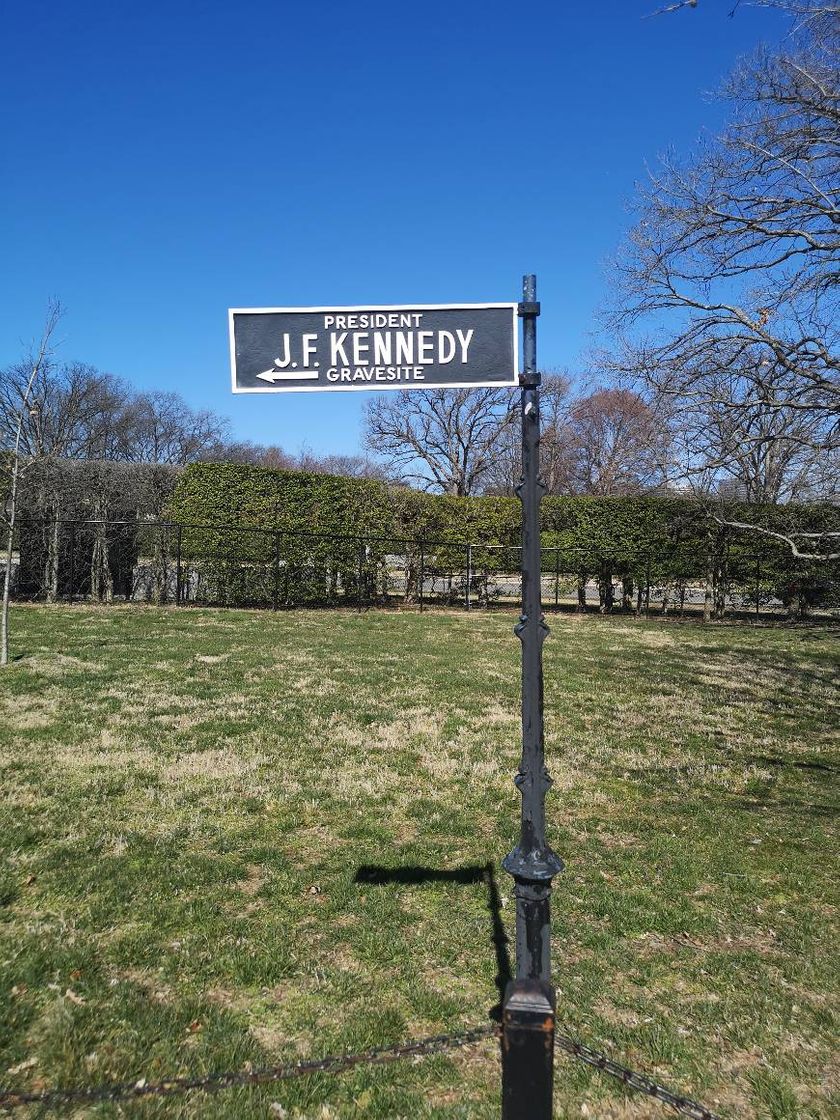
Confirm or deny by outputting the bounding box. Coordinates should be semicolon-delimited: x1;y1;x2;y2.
741;752;838;775
354;861;512;1020
618;750;839;781
687;645;839;691
613;765;838;817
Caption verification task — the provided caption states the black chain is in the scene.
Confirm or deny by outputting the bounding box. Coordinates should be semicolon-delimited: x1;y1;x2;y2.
0;1023;722;1117
555;1028;722;1120
0;1025;496;1110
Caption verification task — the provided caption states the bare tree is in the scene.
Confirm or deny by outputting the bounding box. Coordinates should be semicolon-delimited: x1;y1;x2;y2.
207;440;294;468
0;361;134;598
295;447;391;480
363;388;517;495
647;1;837;22
655;340;838;502
1;301;62;665
564;388;669;495
0;361;123;463
124;390;230;466
482;374;573;495
611;4;839;552
483;380;667;497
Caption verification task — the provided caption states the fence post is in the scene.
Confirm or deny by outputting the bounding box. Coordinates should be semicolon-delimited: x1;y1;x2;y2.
357;541;365;614
645;556;651;617
722;539;731;619
554;546;560;611
68;522;75;604
755;556;761;621
273;532;280;611
466;543;472;611
419;544;425;613
283;535;290;608
175;525;183;606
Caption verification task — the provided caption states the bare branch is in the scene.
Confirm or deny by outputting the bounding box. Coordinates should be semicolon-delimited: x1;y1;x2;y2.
609;5;839;508
712;514;840;558
644;0;698;17
363;388;514;495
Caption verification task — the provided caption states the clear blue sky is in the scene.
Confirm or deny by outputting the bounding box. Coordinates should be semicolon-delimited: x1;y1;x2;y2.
1;0;787;456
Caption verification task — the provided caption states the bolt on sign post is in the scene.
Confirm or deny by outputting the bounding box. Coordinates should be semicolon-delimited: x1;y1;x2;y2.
228;283;561;1118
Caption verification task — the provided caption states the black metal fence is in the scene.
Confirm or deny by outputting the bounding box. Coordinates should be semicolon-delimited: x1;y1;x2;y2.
0;1022;724;1118
6;517;839;620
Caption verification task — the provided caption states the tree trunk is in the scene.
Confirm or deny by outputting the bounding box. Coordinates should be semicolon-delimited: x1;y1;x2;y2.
576;570;587;613
1;513;15;667
404;552;418;605
153;525;169;604
714;558;727;620
703;534;715;624
598;565;614;614
45;515;60;604
661;582;671;617
785;581;805;620
91;519;114;603
622;576;633;612
799;587;809;620
479;569;490;608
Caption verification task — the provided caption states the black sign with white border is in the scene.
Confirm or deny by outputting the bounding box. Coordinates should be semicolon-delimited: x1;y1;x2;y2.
229;304;518;393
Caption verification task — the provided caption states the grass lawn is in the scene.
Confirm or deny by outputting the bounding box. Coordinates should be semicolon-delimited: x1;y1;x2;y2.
0;605;837;1119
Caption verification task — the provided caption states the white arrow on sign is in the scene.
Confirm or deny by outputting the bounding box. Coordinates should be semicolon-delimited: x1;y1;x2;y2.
256;361;319;383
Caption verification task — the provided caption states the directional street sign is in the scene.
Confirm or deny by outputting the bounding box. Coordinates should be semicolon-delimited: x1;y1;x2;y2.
227;279;559;1116
229;303;518;393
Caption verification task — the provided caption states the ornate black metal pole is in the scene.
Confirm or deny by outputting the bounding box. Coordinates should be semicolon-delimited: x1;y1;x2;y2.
501;275;563;1120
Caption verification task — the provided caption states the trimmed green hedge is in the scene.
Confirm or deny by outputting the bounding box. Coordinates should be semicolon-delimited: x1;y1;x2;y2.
166;463;840;613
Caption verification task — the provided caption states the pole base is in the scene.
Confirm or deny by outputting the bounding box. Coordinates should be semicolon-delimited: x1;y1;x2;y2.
501;979;555;1120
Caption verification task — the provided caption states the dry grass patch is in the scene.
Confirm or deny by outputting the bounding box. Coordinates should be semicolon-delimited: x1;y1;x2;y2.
23;652;106;676
236;863;268;897
608;627;677;649
575;1096;674;1119
634;929;781;957
54;741;159;772
1;688;63;726
164;749;265;782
